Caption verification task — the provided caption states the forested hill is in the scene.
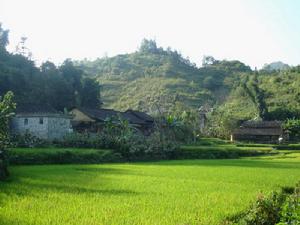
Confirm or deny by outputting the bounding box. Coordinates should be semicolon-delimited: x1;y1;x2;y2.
1;22;300;123
75;39;252;114
76;39;300;122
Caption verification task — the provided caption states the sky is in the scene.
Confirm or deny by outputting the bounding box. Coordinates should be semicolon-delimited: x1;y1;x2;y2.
0;0;300;68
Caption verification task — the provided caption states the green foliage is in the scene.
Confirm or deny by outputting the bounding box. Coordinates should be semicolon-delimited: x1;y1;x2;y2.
0;23;9;49
56;115;181;160
283;119;300;141
0;91;16;180
0;91;16;137
178;145;271;159
75;39;249;113
243;74;268;120
224;183;300;225
278;183;300;225
0;25;101;111
11;132;49;148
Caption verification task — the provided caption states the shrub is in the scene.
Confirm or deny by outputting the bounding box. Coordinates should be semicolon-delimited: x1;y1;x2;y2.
11;132;49;148
223;183;300;225
278;183;300;225
55;115;181;161
56;132;96;148
283;119;300;141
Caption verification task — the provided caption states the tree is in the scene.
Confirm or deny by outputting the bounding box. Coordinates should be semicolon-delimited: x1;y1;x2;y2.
139;39;159;54
80;78;101;108
0;91;16;180
60;59;83;91
41;61;58;75
15;36;32;59
202;55;216;67
241;75;268;120
0;23;9;50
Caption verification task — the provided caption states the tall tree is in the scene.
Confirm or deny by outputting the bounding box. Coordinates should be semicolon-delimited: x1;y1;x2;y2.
241;75;268;120
0;91;16;180
0;23;9;50
80;77;101;108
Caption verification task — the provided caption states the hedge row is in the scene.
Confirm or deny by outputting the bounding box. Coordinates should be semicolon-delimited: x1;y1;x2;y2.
8;148;123;165
6;145;274;166
176;146;272;160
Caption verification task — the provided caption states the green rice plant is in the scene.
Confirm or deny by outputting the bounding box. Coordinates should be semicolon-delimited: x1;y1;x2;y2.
1;153;300;225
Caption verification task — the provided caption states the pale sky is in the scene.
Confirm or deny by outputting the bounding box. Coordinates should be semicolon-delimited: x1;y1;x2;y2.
0;0;300;68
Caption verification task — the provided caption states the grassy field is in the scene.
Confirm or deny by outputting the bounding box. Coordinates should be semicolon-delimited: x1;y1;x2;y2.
1;151;300;225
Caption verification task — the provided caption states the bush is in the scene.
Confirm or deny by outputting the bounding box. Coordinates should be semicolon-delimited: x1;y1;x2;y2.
223;183;300;225
283;119;300;141
56;132;98;148
11;132;49;148
278;184;300;225
56;116;181;161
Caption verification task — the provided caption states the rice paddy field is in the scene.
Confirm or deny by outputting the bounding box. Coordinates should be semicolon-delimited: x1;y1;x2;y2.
1;151;300;225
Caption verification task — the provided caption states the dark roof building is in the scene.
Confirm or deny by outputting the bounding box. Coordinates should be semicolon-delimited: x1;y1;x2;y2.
11;104;72;140
231;120;284;144
69;107;154;133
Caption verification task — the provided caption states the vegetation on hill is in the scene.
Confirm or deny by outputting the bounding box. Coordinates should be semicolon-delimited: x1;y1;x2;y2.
76;39;299;121
75;39;252;115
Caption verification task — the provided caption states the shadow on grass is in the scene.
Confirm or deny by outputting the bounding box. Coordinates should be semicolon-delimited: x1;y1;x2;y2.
0;166;139;200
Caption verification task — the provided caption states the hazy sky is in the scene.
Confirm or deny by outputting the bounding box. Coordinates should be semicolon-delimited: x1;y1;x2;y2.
0;0;299;68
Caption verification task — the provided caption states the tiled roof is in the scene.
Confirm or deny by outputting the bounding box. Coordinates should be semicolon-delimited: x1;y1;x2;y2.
233;128;282;136
241;120;282;128
233;120;283;136
125;110;154;123
75;107;154;125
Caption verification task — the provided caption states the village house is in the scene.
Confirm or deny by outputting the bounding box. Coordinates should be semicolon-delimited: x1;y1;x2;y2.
70;107;154;134
10;105;73;140
231;120;285;144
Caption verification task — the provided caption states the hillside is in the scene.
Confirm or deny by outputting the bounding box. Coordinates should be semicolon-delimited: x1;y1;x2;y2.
1;31;300;125
76;40;251;114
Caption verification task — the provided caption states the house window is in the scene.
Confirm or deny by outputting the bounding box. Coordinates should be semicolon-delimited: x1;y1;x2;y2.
39;118;44;125
24;118;28;125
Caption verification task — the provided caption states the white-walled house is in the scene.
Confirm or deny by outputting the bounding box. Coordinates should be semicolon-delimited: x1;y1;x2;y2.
11;105;73;140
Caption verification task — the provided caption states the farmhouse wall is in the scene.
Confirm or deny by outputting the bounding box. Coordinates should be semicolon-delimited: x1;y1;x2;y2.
11;116;72;140
11;117;49;139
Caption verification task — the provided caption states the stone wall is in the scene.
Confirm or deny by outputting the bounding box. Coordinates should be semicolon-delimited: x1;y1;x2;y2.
11;115;72;140
11;116;49;139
